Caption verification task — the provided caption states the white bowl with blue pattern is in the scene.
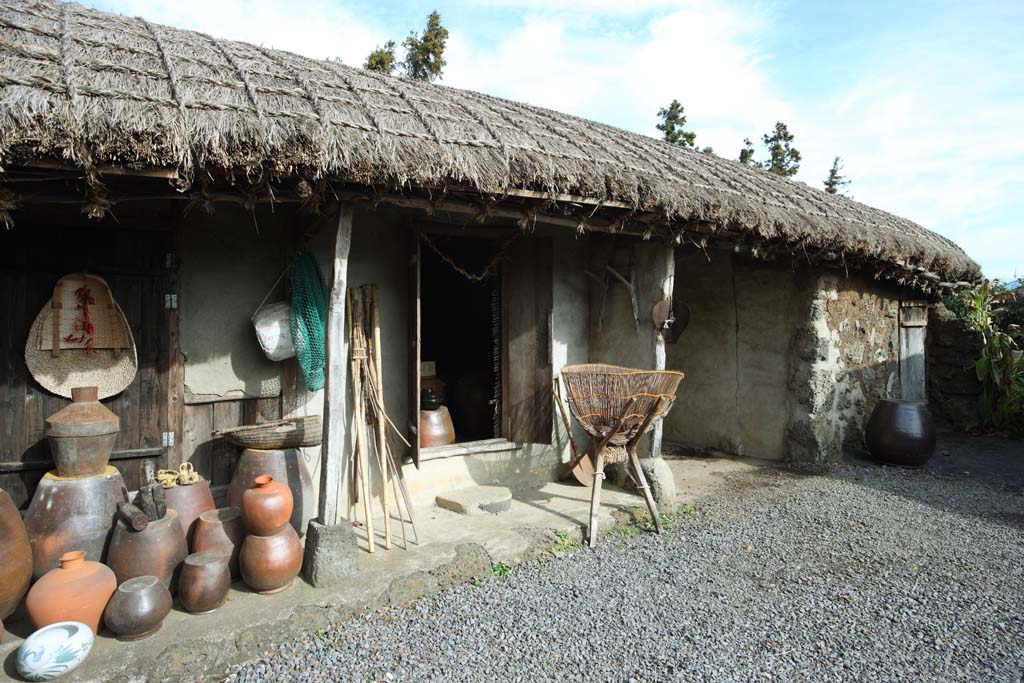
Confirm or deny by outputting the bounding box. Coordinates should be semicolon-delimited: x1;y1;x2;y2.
16;621;94;681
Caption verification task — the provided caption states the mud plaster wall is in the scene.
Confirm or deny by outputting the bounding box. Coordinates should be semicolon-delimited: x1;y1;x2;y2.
926;303;982;427
786;273;901;469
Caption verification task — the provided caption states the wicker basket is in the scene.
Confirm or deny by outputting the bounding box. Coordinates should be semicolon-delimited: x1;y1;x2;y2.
212;415;322;449
560;364;684;446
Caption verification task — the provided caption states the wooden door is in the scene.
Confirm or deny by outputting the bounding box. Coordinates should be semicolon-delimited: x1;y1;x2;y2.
502;237;553;445
900;301;927;401
408;226;421;467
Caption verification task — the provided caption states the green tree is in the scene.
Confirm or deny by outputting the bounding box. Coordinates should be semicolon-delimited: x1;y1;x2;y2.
656;100;696;148
364;40;397;75
402;11;449;82
738;138;756;166
823;156;851;195
701;146;714;155
761;122;801;176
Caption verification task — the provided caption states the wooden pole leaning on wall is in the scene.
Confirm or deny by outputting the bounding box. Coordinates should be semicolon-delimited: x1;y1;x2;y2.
319;205;353;528
348;289;376;553
366;286;393;550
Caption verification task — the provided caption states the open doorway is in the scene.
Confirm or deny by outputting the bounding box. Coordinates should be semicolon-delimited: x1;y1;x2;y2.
419;234;501;445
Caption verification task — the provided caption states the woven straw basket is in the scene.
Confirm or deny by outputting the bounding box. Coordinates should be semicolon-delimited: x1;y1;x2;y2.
213;416;322;450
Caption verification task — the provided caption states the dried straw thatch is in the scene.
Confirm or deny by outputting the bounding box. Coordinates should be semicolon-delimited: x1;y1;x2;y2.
0;0;978;281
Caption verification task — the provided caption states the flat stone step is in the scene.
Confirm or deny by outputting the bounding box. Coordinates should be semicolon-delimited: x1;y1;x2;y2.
436;485;513;515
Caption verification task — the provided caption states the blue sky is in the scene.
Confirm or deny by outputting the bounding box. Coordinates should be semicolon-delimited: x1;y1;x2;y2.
86;0;1023;281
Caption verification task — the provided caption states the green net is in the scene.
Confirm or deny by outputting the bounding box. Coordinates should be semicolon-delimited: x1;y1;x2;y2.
290;252;327;392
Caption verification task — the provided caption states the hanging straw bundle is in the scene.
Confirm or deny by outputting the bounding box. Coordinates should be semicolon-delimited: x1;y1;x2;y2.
560;363;684;447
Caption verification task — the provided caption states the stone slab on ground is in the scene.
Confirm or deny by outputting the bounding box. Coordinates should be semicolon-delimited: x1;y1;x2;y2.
435;485;513;515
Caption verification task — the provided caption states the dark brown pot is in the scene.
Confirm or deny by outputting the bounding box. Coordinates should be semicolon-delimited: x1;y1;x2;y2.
106;509;188;594
865;399;936;467
164;479;216;549
45;386;120;478
240;526;303;595
228;448;314;537
103;575;172;641
179;551;231;614
193;507;245;579
25;550;117;634
420;406;455;448
0;488;32;620
241;475;293;536
24;466;127;580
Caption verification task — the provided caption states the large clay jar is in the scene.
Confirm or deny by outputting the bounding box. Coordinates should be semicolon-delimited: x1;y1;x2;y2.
420;407;456;447
228;448;314;536
865;399;936;467
24;466;126;580
25;550;116;634
163;478;216;548
179;551;231;614
241;475;293;536
193;507;245;579
45;386;119;478
0;488;32;620
239;526;303;595
106;509;187;594
103;576;172;641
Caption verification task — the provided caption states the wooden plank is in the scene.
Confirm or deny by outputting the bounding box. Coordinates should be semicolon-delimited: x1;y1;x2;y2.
408;225;421;466
502;237;553;444
0;448;166;474
166;251;185;469
900;302;928;401
183;402;215;482
320;206;353;526
211;400;242;487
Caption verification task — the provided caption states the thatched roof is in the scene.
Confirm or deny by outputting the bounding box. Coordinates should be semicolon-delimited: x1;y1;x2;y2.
0;0;979;283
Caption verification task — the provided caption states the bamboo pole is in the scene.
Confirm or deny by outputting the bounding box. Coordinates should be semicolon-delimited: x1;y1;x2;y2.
367;286;393;549
348;289;375;553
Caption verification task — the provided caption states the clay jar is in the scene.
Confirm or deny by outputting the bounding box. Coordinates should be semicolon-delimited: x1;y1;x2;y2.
106;509;187;594
24;466;126;580
228;448;314;536
865;400;937;467
0;488;32;621
239;527;303;595
45;386;119;478
419;406;456;448
163;478;216;548
241;475;292;535
193;507;245;579
179;551;231;614
103;576;172;641
25;550;117;634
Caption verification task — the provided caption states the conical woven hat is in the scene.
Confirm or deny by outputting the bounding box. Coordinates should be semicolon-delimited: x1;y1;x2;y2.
25;274;138;399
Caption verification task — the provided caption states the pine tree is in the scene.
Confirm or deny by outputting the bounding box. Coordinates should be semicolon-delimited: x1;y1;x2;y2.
364;40;397;75
761;122;801;177
656;100;697;148
738;138;756;166
402;11;449;82
823;156;851;195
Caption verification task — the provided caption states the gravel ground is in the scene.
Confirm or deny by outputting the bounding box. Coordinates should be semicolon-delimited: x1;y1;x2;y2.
226;462;1024;682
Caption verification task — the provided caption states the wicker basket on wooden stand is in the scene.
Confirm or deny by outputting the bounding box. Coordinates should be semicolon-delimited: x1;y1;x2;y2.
561;364;684;546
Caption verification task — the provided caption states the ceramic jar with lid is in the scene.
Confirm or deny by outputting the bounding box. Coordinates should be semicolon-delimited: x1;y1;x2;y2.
45;386;119;478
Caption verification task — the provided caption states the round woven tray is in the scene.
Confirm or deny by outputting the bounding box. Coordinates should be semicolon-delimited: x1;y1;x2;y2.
212;415;322;450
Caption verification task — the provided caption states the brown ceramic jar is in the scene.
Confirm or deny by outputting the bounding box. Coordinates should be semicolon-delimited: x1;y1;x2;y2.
106;509;188;594
164;478;216;548
227;448;314;536
193;507;245;579
45;386;120;478
179;551;231;614
240;525;303;595
103;575;172;641
25;550;117;634
241;475;293;536
0;488;32;621
419;406;456;447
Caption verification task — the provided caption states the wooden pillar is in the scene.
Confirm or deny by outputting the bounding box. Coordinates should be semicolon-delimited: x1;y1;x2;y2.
648;244;674;460
319;205;353;526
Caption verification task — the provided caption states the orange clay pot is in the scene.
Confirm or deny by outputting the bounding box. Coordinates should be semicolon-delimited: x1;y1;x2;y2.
239;526;303;595
25;550;117;634
241;475;293;536
0;488;32;621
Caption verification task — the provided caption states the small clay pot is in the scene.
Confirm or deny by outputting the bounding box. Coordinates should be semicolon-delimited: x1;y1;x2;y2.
240;526;303;595
420;406;455;448
865;399;936;467
227;448;314;537
179;551;231;614
25;550;117;634
45;386;120;478
103;576;172;641
164;479;216;549
0;488;32;620
106;509;187;594
193;507;245;579
241;475;293;536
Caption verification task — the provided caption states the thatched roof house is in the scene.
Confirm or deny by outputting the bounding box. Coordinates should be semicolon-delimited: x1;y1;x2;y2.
0;0;978;290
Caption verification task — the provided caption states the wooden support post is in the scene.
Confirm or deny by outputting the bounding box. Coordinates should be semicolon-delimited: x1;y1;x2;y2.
318;205;353;527
587;398;634;547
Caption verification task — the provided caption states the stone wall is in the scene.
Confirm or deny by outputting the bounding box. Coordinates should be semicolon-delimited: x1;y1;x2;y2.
786;274;901;470
926;303;982;427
